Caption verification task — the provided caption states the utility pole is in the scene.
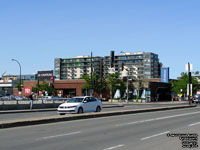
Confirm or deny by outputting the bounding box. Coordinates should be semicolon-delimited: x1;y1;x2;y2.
120;51;129;103
90;52;93;96
188;62;193;104
127;70;129;103
100;58;103;100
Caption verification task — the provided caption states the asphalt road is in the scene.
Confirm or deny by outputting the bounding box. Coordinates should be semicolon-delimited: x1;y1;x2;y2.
0;103;191;121
0;107;199;150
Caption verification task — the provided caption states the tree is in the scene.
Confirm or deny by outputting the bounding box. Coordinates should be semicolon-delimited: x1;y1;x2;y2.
170;73;198;96
32;81;56;96
81;73;105;95
15;81;24;90
106;73;125;100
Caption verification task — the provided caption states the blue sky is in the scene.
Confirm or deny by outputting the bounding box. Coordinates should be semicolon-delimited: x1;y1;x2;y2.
0;0;199;79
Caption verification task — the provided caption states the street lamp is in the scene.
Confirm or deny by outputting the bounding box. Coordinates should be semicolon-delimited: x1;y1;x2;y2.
187;62;192;104
11;59;22;95
90;52;93;96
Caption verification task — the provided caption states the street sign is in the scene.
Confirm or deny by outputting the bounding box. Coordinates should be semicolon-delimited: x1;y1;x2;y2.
25;88;31;94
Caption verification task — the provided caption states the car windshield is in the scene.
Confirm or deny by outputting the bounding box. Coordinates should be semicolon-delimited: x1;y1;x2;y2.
67;98;84;103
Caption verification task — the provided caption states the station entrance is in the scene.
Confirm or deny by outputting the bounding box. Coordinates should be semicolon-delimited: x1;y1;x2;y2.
62;89;76;98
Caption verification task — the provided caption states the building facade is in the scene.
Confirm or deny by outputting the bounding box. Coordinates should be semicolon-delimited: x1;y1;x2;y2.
104;52;161;79
55;56;102;80
0;74;36;96
55;52;162;80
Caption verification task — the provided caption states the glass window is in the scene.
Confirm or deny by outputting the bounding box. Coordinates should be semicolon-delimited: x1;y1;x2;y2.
138;55;143;59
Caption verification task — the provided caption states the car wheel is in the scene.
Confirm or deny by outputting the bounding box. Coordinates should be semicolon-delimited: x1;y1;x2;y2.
96;106;101;112
78;107;83;114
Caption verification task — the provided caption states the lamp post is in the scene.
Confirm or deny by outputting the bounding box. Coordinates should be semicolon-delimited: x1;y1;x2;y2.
120;51;129;103
187;62;192;104
11;59;22;95
90;51;93;96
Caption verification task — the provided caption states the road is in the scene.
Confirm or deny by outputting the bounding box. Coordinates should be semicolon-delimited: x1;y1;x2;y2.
0;102;190;121
0;106;199;150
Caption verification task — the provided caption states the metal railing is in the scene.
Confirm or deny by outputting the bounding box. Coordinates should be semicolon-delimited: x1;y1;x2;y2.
0;98;68;105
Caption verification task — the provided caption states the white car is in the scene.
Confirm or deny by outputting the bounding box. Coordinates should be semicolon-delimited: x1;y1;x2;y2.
57;96;102;115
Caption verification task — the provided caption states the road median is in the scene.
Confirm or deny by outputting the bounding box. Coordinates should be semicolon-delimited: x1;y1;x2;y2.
0;104;196;129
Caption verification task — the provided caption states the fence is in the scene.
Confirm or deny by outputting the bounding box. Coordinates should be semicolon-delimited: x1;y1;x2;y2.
0;98;68;106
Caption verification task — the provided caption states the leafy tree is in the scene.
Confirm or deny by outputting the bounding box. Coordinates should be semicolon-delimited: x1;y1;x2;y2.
81;73;106;95
32;81;56;96
106;73;125;99
15;81;23;89
170;73;198;95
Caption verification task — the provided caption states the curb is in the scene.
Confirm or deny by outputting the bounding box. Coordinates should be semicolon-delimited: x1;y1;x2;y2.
0;105;196;129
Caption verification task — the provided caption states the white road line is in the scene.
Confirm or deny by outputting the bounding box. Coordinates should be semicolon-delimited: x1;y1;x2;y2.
188;122;200;127
102;144;125;150
141;131;170;141
116;111;200;127
36;131;81;140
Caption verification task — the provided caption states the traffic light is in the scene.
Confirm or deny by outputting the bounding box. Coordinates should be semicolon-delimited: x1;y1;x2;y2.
110;51;115;67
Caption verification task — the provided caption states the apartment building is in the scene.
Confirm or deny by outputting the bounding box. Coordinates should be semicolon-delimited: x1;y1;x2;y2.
104;52;161;79
54;52;162;80
55;56;102;80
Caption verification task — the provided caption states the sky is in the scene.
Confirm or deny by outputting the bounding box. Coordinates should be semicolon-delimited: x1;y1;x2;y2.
0;0;200;79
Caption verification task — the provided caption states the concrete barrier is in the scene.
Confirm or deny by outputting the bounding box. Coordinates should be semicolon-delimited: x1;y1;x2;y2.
0;100;63;110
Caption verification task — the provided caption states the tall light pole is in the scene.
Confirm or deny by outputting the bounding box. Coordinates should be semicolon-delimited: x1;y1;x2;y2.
12;59;22;95
120;51;129;103
90;52;93;96
188;62;192;104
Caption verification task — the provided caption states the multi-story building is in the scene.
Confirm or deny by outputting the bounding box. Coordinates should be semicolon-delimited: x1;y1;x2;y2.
104;52;161;79
54;52;162;80
55;56;102;80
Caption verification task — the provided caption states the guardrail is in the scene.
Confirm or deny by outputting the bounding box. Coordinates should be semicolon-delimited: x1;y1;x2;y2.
0;98;68;105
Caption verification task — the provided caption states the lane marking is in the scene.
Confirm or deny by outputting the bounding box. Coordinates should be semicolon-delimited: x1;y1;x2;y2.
188;122;200;127
36;131;81;140
102;144;125;150
116;111;200;127
141;131;170;141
